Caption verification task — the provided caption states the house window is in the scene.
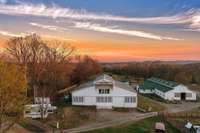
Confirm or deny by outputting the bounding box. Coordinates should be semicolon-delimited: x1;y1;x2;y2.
99;89;110;94
73;96;84;103
105;89;110;94
125;97;136;103
175;93;180;97
96;97;112;103
186;93;192;97
99;89;103;94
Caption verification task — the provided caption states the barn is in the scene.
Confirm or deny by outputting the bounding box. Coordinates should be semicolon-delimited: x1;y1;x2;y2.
138;77;196;101
71;74;137;109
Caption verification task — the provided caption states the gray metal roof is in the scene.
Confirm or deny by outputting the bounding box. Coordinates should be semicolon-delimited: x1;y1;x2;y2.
114;80;135;92
94;74;114;82
74;74;136;93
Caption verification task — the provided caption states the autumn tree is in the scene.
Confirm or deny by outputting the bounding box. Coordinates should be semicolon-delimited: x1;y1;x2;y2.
0;61;27;133
175;72;192;84
7;34;74;100
71;55;102;84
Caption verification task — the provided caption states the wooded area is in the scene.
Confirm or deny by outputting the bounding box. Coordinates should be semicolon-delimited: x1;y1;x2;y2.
0;34;102;131
103;62;200;85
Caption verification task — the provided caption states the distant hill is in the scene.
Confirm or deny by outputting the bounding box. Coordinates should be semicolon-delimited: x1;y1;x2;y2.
101;60;200;66
144;61;200;65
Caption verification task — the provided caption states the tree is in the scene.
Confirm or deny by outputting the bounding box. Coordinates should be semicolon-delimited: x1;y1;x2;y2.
7;34;74;97
175;72;192;84
71;55;102;84
7;34;74;119
0;61;27;133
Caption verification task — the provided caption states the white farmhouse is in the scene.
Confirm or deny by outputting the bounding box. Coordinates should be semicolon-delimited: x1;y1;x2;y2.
71;74;137;109
138;77;196;101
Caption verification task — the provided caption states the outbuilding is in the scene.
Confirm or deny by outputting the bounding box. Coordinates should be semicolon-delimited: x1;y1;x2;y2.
71;74;137;109
138;77;196;101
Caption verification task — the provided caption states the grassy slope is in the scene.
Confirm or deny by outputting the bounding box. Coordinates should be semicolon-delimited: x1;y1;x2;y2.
138;95;166;112
83;116;181;133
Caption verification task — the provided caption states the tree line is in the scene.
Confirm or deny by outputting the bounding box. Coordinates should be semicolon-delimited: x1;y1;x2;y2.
103;62;200;85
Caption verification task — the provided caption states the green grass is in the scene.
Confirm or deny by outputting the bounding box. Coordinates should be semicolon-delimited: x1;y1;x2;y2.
138;95;166;112
196;95;200;103
83;116;181;133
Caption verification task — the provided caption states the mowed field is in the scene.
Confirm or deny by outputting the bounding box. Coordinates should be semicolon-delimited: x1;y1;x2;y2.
83;116;181;133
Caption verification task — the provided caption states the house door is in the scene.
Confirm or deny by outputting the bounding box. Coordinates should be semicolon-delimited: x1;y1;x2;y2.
181;93;186;100
96;96;112;109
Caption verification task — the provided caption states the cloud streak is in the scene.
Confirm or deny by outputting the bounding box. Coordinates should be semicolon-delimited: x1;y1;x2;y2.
30;22;68;31
43;35;77;42
74;22;182;41
0;29;77;42
0;3;199;31
0;30;26;37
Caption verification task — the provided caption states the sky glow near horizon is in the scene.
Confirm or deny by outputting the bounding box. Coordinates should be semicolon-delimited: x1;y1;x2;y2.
0;0;200;62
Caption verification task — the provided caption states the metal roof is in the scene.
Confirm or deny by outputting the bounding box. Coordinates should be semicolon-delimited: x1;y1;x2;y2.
114;80;135;92
94;74;114;82
74;74;136;93
139;77;179;92
148;77;178;88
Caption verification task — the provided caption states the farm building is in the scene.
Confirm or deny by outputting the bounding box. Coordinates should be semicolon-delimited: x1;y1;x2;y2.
71;74;137;109
138;77;196;101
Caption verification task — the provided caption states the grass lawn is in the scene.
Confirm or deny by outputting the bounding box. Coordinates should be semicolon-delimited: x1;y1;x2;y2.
83;116;181;133
138;95;166;112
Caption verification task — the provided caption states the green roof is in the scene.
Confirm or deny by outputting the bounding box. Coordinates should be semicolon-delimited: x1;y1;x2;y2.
139;77;179;92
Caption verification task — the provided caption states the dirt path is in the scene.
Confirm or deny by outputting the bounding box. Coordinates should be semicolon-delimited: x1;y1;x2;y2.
59;112;157;133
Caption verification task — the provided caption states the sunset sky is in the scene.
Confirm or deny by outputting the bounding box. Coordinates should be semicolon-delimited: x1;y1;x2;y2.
0;0;200;62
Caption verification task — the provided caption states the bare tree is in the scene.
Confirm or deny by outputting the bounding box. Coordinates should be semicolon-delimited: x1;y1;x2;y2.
7;34;74;119
71;55;102;84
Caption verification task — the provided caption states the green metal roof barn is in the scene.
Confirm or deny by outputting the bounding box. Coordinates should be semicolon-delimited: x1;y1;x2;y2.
139;77;179;92
138;77;196;101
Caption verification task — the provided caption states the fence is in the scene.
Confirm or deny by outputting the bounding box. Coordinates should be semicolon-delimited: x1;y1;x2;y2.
162;112;200;119
158;112;198;133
